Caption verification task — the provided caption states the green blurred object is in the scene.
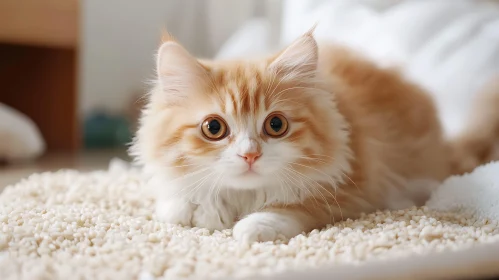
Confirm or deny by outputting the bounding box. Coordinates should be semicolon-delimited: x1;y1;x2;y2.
83;112;132;149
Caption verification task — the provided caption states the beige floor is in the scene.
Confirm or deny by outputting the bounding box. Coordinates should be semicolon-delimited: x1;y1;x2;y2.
0;149;130;192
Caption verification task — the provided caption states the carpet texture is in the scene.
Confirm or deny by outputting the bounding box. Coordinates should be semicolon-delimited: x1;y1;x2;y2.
1;161;499;280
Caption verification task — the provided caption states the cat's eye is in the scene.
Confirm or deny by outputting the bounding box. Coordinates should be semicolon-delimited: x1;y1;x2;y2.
264;113;288;138
201;115;228;141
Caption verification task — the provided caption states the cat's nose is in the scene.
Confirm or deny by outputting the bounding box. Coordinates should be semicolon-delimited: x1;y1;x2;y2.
238;152;262;164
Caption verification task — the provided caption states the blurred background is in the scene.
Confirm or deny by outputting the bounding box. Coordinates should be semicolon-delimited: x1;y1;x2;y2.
1;0;499;188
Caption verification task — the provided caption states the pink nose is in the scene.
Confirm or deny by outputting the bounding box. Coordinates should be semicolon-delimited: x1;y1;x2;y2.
239;152;262;164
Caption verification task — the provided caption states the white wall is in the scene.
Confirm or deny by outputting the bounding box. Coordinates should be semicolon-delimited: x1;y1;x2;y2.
80;0;280;116
81;0;167;116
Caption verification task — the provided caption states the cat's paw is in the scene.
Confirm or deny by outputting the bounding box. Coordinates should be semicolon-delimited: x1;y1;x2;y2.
232;212;304;243
155;199;195;226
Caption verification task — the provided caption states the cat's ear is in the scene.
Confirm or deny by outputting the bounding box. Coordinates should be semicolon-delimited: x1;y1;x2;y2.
156;41;209;98
268;29;318;82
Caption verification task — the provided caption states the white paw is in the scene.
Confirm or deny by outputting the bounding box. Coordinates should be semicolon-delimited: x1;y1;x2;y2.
155;199;195;226
233;212;304;243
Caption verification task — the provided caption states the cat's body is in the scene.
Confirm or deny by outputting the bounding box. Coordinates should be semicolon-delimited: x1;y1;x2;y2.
132;31;470;243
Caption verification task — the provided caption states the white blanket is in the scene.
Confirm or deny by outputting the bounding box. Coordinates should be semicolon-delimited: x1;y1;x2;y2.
427;162;499;221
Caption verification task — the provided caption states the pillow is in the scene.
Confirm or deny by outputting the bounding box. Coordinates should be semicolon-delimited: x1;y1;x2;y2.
0;103;45;163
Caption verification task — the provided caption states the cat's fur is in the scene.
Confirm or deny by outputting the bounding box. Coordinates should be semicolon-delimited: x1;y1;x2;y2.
131;31;485;243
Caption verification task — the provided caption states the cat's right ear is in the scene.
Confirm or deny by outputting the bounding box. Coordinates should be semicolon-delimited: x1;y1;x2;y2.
268;27;318;83
156;41;209;100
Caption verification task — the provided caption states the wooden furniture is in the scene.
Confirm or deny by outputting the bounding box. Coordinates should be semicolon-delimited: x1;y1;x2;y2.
0;0;80;152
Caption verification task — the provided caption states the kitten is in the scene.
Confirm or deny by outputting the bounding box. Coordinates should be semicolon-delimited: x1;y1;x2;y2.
131;30;476;243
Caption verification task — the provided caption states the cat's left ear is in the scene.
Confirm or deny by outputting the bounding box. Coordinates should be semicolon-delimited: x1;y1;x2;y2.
268;28;318;82
155;39;209;101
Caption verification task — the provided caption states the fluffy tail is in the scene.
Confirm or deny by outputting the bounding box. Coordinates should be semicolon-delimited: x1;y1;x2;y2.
449;76;499;174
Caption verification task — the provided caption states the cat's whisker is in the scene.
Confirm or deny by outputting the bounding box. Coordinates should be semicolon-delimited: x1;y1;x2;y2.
267;70;291;100
307;154;337;159
280;168;320;209
283;165;336;222
266;56;292;97
272;98;304;107
278;170;302;205
296;156;330;164
296;156;355;187
212;172;225;206
302;154;360;192
272;92;310;103
264;67;279;97
170;167;211;182
182;174;215;201
272;86;317;101
300;178;337;224
288;161;345;214
171;155;189;161
164;168;214;195
299;175;342;223
272;84;321;104
207;173;218;206
339;171;360;192
171;171;215;200
288;162;338;189
275;171;290;206
170;163;204;168
215;183;223;207
163;156;206;169
284;171;322;214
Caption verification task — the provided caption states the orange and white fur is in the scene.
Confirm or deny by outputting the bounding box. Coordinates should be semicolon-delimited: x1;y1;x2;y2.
131;30;491;243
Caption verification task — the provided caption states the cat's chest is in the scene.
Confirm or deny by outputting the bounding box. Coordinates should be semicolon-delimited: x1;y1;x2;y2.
191;186;311;219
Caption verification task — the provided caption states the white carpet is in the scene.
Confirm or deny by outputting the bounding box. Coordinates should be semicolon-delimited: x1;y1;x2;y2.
1;161;499;280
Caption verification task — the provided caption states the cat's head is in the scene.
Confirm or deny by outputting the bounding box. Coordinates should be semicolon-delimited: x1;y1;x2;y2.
131;32;351;192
